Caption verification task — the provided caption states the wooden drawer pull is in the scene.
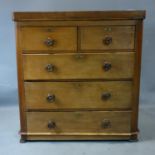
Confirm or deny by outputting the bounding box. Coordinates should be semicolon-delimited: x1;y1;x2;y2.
103;36;112;45
45;64;55;72
46;94;55;103
101;92;111;100
103;62;112;71
47;121;56;129
101;119;111;129
44;37;55;46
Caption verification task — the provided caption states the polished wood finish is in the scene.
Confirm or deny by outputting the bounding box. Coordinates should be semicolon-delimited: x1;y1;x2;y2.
27;111;131;133
13;11;145;21
25;135;133;141
131;20;144;134
16;23;27;141
23;53;135;80
17;20;137;27
20;27;77;51
80;26;135;50
25;81;133;110
14;11;145;142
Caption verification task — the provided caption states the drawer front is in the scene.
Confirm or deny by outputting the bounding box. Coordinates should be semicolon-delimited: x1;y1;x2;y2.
23;52;135;80
25;81;132;110
27;111;131;134
20;27;77;51
80;26;135;50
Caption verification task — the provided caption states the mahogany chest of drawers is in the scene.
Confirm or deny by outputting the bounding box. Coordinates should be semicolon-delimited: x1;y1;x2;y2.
13;11;145;142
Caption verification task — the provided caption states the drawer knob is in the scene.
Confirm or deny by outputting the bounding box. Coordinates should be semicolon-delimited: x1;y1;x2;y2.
101;92;111;100
46;94;55;103
45;64;55;72
47;121;56;129
101;119;111;129
103;62;112;71
103;37;112;45
44;37;55;46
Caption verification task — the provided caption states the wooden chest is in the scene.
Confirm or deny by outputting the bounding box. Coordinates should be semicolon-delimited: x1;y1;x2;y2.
13;11;145;142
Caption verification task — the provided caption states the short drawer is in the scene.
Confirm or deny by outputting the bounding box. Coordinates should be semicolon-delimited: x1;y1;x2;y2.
80;26;135;50
23;52;135;80
27;111;131;134
20;27;77;51
25;81;132;110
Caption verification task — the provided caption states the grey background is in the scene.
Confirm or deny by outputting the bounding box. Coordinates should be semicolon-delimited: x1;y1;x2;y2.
0;0;155;155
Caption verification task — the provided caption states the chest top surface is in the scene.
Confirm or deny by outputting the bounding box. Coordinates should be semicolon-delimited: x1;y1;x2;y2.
13;11;145;21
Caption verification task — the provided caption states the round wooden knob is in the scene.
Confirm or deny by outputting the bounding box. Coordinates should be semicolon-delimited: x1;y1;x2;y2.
45;64;55;72
103;37;112;45
46;94;55;103
101;92;111;100
44;37;55;46
47;121;56;129
103;62;112;71
101;119;111;129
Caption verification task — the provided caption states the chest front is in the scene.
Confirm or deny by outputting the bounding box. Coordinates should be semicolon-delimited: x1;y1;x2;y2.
14;11;145;142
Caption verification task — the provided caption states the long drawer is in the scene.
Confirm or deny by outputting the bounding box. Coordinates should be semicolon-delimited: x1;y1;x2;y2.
27;111;131;134
23;52;135;80
20;27;77;51
80;26;135;50
25;81;132;110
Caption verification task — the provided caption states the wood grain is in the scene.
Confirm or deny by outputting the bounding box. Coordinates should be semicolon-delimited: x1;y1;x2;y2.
25;81;133;110
16;23;27;141
14;11;145;141
27;111;131;134
17;20;137;27
20;27;77;51
80;26;135;50
13;11;145;21
23;52;135;80
131;20;143;134
26;135;132;140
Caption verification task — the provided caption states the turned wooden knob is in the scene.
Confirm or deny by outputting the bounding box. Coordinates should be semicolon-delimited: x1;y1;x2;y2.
45;64;55;72
46;94;55;103
103;62;112;71
101;92;111;100
103;37;112;45
44;37;55;46
101;119;111;129
47;121;56;129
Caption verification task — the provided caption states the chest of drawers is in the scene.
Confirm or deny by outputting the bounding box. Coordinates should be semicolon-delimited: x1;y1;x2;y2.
13;11;145;142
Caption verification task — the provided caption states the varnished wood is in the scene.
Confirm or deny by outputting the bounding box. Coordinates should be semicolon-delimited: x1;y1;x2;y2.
23;52;135;80
22;49;136;54
17;20;137;27
13;11;145;21
20;27;77;51
27;111;131;134
22;131;138;136
23;131;138;141
16;23;27;141
26;135;132;141
25;81;133;110
80;26;135;50
131;20;143;134
14;11;145;141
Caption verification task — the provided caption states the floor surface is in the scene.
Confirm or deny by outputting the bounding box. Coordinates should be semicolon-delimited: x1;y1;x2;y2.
0;94;155;155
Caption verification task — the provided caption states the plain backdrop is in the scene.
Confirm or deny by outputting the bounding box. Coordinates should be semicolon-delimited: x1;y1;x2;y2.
0;0;154;107
0;1;155;155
